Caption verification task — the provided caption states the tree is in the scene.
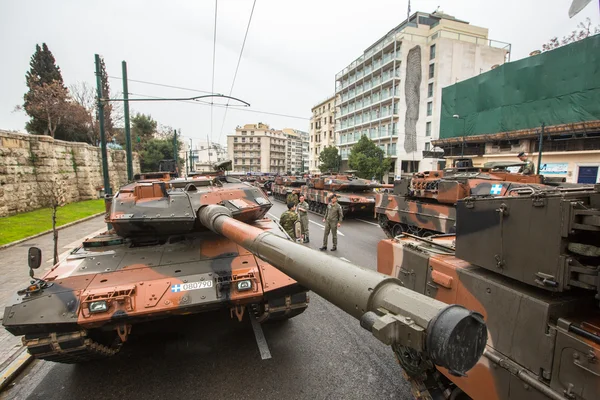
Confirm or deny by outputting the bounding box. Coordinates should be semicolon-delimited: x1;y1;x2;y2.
139;135;183;172
319;146;340;173
348;136;392;181
37;176;67;265
542;17;600;51
23;43;66;135
19;79;82;138
131;113;158;151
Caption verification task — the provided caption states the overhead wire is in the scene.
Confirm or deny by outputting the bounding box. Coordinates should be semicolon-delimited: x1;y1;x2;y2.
217;0;257;144
129;92;309;120
107;76;214;94
210;0;219;144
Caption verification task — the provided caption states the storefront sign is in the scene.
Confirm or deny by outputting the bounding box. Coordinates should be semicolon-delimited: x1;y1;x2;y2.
539;163;569;175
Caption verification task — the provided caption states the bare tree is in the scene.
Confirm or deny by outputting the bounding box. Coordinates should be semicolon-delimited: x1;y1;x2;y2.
37;176;67;265
542;18;600;51
18;79;70;138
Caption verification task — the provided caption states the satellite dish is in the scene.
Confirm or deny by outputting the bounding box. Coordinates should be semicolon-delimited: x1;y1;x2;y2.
568;0;593;18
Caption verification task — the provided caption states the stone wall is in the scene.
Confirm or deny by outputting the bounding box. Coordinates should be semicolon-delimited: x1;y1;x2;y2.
0;130;140;217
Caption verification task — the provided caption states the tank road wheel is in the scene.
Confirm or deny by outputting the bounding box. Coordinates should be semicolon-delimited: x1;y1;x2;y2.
391;223;404;238
421;231;435;238
378;215;394;239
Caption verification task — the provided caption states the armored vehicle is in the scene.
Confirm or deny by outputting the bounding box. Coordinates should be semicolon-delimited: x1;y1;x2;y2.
376;159;550;238
378;183;600;399
301;174;381;216
3;181;488;380
271;176;306;202
133;159;180;181
3;176;310;363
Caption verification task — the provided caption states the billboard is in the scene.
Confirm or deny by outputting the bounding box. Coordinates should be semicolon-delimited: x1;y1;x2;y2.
539;163;569;175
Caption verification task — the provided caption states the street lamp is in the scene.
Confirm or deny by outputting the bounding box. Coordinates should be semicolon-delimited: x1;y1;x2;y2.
453;114;466;157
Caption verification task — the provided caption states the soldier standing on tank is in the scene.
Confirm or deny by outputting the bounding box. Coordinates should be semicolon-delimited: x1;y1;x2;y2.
517;152;536;175
280;202;299;240
296;194;310;243
319;194;343;251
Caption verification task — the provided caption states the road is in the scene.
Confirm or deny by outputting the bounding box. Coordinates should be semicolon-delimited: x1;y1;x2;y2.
2;199;411;400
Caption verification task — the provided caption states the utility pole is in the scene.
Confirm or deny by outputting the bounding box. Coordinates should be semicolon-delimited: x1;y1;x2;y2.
95;54;112;229
207;134;212;165
189;138;194;172
537;122;545;174
121;61;133;181
173;129;178;161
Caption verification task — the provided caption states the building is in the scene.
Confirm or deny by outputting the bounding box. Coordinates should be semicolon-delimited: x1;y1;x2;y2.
179;141;227;173
335;11;510;179
433;35;600;184
227;123;287;174
309;95;337;174
302;133;309;173
282;128;309;174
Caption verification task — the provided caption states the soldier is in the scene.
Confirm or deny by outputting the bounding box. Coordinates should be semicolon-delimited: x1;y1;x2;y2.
319;194;343;251
280;202;299;240
286;190;299;206
296;194;310;243
517;152;536;175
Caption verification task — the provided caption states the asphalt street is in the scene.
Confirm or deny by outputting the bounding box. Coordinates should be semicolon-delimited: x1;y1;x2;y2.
2;199;410;400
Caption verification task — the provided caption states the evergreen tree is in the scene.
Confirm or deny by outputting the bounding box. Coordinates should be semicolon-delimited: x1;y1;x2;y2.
24;43;66;134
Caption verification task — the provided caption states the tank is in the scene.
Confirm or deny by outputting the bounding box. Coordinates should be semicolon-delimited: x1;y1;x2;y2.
376;159;555;238
301;174;382;216
377;183;600;399
2;180;488;376
2;176;309;363
271;175;306;202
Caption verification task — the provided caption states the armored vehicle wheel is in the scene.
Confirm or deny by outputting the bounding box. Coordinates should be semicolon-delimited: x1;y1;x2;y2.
421;231;434;238
392;223;404;237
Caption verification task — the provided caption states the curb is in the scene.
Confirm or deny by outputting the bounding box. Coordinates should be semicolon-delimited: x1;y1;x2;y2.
0;347;32;391
0;212;106;251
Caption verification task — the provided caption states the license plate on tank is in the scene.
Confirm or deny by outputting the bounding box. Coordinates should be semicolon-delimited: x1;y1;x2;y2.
171;280;213;293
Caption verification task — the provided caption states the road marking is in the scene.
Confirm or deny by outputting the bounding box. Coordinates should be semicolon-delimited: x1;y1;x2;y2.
309;220;345;236
267;213;279;221
356;218;380;227
340;257;351;263
249;308;272;360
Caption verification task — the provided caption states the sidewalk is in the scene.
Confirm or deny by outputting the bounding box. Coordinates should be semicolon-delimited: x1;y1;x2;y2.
0;215;107;380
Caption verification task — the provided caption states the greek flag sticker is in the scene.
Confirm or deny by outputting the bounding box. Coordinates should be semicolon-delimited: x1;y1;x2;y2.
490;184;503;195
171;284;182;293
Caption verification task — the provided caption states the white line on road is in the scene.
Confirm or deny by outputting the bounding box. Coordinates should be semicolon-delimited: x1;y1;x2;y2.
340;257;351;262
356;218;380;227
267;213;279;221
309;220;345;236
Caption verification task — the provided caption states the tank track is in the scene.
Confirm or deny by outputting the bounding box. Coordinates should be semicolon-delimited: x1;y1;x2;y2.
23;331;121;363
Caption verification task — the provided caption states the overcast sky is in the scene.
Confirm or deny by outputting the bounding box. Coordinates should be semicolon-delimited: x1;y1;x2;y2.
1;0;598;145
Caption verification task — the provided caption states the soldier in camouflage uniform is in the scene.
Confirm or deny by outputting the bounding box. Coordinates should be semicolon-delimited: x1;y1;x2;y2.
517;152;536;175
279;202;299;239
286;190;299;206
319;194;343;251
296;194;310;243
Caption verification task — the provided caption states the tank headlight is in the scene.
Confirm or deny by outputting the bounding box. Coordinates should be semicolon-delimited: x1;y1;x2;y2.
89;301;108;313
237;280;252;291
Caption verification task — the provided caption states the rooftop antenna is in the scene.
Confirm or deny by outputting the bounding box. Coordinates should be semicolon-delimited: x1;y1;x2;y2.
434;5;440;13
407;0;411;21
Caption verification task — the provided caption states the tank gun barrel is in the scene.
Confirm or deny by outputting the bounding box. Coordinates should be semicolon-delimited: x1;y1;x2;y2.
198;205;487;376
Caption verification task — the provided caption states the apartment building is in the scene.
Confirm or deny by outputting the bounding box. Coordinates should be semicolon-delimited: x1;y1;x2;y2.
335;11;510;178
309;95;338;174
282;128;309;174
227;123;287;174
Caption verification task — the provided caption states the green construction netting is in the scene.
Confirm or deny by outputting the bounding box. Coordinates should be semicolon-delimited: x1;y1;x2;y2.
440;34;600;139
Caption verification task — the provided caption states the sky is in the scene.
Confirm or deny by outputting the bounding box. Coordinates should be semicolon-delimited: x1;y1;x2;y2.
1;0;599;146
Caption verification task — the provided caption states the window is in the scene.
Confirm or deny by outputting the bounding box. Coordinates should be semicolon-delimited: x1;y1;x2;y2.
429;63;435;79
251;131;254;134
425;142;430;151
329;116;333;124
426;122;432;136
234;138;238;142
328;103;331;110
428;83;434;98
427;102;433;116
430;44;436;60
